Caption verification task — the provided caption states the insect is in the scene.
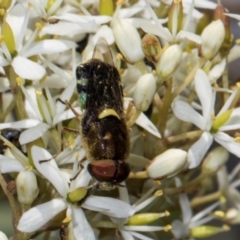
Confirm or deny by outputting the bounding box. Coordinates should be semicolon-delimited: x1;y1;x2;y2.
0;128;21;154
76;39;130;190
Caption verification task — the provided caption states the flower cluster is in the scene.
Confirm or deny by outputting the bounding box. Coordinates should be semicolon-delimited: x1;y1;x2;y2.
0;0;240;239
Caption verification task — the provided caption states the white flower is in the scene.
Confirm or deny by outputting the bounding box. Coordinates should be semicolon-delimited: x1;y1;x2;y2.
141;0;202;45
171;178;220;239
0;3;76;81
172;69;240;168
17;146;134;239
0;79;79;145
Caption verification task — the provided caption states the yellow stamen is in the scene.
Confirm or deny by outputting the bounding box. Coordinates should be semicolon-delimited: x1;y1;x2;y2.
222;224;230;231
116;53;123;60
235;38;240;44
116;0;125;5
214;210;225;218
236;82;240;88
154;190;163;196
165;210;170;217
53;35;58;39
220;195;226;203
163;224;172;232
62;216;72;223
152;70;156;75
35;22;43;30
234;137;240;142
36;90;42;95
28;3;32;7
16;77;23;86
153;180;161;185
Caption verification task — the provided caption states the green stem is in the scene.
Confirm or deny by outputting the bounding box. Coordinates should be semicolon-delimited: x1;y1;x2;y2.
162;170;213;195
158;78;173;136
0;172;20;231
0;99;15;122
92;220;117;229
4;65;27;120
191;190;222;208
222;58;229;103
173;57;206;97
166;130;203;144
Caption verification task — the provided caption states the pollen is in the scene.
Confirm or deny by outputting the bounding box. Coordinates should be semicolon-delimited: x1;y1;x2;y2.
28;3;32;8
214;210;225;218
152;70;156;75
36;89;42;95
16;77;23;86
35;22;43;30
116;0;125;5
165;210;170;216
62;216;72;223
116;53;123;60
53;35;58;39
174;0;182;3
236;82;240;88
234;137;240;142
211;114;216;121
154;190;163;196
163;224;172;232
235;38;240;45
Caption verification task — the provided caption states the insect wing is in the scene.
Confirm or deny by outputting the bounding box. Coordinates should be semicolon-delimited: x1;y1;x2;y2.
92;38;114;66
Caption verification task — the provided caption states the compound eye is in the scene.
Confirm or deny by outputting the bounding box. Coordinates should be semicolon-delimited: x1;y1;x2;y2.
88;160;117;182
87;160;130;183
115;161;130;183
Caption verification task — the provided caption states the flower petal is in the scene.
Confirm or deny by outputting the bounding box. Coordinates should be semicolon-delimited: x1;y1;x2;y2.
19;123;50;145
12;56;46;81
0;119;41;130
69;206;96;240
194;69;213;121
187;132;213;169
177;30;202;44
172;99;206;130
82;196;134;218
136;113;161;138
119;230;135;240
0;157;24;173
214;132;240;158
56;79;76;114
17;199;67;232
31;146;69;197
208;58;226;83
53;107;81;125
22;40;76;58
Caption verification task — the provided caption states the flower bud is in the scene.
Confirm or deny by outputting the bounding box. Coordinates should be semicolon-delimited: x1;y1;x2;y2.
141;34;161;62
2;21;16;55
168;0;183;36
147;149;187;179
225;208;240;224
127;213;166;226
111;19;144;63
0;0;12;9
133;73;156;111
190;225;230;238
214;4;232;56
0;231;8;240
202;146;229;172
199;20;225;60
16;170;39;204
156;45;182;80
